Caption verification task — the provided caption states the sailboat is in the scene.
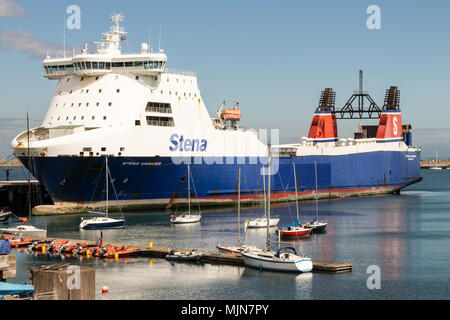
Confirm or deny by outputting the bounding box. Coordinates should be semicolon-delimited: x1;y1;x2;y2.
304;161;327;233
170;164;201;224
246;168;279;228
241;146;313;273
79;157;124;229
276;162;312;239
430;151;442;170
0;113;47;238
216;167;259;254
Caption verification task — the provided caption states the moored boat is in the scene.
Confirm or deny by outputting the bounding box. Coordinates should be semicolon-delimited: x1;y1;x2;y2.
242;147;313;273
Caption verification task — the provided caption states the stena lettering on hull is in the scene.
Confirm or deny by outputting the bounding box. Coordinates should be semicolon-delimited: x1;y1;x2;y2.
10;14;421;215
169;134;207;152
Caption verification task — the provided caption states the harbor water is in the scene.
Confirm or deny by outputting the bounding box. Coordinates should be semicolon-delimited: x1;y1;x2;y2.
4;169;450;299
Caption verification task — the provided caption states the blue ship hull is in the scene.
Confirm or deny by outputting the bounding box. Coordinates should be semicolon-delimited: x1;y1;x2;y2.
19;149;422;211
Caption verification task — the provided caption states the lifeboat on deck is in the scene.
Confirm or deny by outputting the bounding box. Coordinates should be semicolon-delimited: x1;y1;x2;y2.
220;107;242;121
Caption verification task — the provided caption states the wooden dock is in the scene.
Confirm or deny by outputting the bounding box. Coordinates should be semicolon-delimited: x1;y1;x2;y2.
7;235;352;274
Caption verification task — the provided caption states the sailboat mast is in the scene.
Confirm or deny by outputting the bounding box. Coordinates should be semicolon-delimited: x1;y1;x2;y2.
314;160;318;221
106;157;108;216
293;162;300;223
266;145;271;251
188;164;191;213
26;113;31;221
237;167;241;247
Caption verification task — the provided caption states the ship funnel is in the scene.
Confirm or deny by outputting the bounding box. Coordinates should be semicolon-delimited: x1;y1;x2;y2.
307;88;338;142
375;86;403;141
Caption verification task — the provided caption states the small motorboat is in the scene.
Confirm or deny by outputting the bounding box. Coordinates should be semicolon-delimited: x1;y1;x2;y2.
0;224;47;238
58;242;80;254
73;243;100;255
9;237;33;249
0;208;12;223
165;249;204;262
245;216;279;229
97;245;140;259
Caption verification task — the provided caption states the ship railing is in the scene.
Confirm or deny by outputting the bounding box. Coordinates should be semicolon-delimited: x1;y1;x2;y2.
164;67;196;76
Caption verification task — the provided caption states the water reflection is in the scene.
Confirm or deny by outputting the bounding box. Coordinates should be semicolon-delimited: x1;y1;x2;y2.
8;170;450;299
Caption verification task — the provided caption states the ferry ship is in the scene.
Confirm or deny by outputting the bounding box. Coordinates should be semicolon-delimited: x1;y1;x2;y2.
11;14;422;214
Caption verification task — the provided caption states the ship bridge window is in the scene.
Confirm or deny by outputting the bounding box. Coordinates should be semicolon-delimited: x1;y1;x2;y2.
112;62;124;68
145;102;172;113
134;61;143;67
146;116;174;127
125;62;133;67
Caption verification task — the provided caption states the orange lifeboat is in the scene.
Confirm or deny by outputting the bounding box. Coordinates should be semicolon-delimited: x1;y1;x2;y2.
220;107;241;121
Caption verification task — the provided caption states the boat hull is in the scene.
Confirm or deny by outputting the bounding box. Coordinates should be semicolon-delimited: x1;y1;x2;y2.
241;251;313;273
170;214;201;224
0;226;47;238
79;218;124;230
278;228;312;238
247;218;280;228
18;150;422;213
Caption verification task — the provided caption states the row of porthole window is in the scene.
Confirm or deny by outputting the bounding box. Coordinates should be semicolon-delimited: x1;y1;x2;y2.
55;102;113;108
59;88;120;95
50;115;107;121
167;78;193;85
154;90;197;98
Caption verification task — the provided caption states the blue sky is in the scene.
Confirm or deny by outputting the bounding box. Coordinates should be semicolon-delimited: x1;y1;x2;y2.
0;0;449;158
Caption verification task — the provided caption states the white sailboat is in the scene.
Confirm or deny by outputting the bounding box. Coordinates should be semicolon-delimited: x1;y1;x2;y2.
430;151;442;170
246;168;279;228
0;113;46;238
170;164;201;224
304;161;327;232
276;162;312;239
79;157;124;229
241;147;313;273
217;167;259;254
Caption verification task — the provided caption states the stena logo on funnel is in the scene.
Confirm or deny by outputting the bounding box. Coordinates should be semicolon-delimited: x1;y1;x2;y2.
169;133;208;152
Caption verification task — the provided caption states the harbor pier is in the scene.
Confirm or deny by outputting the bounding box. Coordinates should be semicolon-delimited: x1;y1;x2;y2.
7;235;353;274
420;159;450;169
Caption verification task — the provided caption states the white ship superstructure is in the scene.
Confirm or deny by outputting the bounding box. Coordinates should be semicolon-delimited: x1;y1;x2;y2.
13;14;266;160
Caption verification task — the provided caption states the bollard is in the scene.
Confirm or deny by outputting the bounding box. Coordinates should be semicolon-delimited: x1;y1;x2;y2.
114;253;119;261
148;242;153;248
41;246;46;253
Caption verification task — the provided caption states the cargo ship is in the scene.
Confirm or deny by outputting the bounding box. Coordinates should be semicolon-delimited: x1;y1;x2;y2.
11;14;422;214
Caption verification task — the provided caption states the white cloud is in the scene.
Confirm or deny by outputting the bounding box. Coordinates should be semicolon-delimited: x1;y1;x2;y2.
0;0;25;17
0;30;64;58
